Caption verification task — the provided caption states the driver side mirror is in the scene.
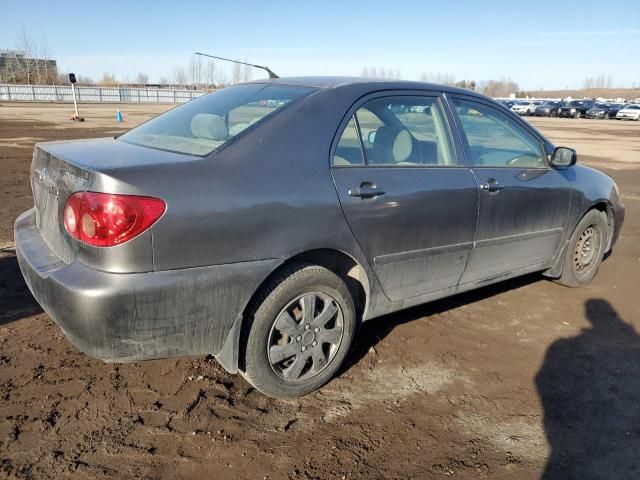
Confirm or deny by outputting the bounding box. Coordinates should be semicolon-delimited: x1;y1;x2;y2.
550;147;577;168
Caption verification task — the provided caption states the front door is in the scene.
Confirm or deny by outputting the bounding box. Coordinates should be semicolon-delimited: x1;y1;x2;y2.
449;96;571;284
331;94;478;301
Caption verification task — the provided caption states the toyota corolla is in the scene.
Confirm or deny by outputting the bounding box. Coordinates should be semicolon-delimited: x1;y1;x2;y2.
15;78;625;397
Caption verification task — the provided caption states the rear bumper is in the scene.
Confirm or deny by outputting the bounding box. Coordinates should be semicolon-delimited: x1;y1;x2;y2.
15;209;280;363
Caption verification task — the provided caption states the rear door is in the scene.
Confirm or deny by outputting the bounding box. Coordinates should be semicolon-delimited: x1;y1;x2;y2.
448;95;571;284
331;92;478;301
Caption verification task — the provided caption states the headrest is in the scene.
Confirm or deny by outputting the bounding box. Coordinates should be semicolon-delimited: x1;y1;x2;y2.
392;129;412;163
191;114;228;141
372;126;413;164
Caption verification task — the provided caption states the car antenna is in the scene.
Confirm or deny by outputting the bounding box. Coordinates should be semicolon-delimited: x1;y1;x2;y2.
194;52;279;79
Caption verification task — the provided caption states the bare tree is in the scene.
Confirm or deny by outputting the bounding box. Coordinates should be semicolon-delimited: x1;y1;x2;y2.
216;70;228;86
135;72;149;85
230;62;242;84
99;72;118;86
172;66;188;86
584;74;614;90
419;72;457;85
477;77;519;97
188;55;203;88
1;27;58;84
241;62;253;83
362;66;403;79
75;75;94;85
204;60;217;87
455;79;476;91
158;76;169;86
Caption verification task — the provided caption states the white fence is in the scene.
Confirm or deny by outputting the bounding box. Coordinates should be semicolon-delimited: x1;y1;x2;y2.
0;84;207;103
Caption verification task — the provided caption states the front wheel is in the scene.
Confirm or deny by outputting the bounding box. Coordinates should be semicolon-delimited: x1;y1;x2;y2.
574;111;582;119
555;210;608;287
242;263;356;398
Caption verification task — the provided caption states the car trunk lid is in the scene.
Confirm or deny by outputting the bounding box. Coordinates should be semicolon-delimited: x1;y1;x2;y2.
31;143;93;264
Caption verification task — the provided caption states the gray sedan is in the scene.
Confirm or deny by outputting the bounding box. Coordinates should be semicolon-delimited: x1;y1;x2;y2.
15;78;625;397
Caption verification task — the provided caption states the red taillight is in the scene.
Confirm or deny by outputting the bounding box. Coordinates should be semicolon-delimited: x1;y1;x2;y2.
63;192;165;247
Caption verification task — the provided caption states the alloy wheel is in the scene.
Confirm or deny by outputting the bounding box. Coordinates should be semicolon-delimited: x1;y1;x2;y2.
267;292;344;382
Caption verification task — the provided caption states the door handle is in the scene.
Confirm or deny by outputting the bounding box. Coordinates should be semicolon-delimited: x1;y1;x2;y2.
348;183;386;199
480;179;505;192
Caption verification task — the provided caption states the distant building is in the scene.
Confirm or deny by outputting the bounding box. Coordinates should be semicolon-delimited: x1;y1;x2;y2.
0;49;58;84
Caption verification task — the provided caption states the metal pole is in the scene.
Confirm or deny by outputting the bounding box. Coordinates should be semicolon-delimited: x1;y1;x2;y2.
71;83;79;116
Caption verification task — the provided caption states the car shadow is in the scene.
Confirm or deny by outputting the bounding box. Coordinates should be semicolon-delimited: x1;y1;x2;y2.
0;251;43;326
340;272;542;375
535;299;640;479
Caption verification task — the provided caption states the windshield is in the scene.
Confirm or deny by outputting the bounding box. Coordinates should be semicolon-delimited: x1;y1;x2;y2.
625;105;640;110
567;101;584;107
119;84;316;156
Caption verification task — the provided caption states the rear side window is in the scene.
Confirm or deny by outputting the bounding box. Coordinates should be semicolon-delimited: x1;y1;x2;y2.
452;98;546;168
333;116;364;166
334;96;455;167
119;84;316;156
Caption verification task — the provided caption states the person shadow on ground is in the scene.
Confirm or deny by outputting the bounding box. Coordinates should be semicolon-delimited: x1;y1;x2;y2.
536;298;640;479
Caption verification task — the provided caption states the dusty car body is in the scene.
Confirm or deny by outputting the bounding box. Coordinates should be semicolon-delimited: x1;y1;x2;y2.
16;77;625;397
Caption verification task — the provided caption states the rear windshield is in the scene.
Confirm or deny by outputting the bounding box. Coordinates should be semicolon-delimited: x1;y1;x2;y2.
119;84;316;156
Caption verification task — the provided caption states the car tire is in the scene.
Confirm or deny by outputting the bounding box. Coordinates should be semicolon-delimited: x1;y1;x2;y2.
241;262;356;398
555;210;609;288
574;111;581;119
551;110;557;117
604;113;610;120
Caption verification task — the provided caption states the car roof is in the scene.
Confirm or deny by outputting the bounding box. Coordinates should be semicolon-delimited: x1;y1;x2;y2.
245;76;483;97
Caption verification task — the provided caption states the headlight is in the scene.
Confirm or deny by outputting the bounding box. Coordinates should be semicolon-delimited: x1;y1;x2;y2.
570;108;576;113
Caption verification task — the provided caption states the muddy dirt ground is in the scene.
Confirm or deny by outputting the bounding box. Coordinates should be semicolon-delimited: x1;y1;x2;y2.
0;103;639;479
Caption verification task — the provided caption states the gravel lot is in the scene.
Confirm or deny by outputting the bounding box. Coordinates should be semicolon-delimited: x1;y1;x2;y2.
1;102;639;479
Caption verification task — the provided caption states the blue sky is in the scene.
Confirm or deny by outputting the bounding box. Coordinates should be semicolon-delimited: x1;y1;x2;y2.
2;0;639;89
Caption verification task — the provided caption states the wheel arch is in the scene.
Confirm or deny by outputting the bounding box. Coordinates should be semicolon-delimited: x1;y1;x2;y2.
589;200;615;251
215;248;371;374
544;201;613;279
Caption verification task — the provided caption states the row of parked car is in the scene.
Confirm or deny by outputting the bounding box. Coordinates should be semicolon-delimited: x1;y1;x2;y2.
497;99;640;120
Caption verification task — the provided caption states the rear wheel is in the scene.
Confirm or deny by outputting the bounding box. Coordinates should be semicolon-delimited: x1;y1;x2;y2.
242;263;356;398
555;210;608;287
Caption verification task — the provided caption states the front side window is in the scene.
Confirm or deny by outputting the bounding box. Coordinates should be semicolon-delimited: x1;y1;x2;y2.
350;96;455;166
452;98;546;168
119;84;316;156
